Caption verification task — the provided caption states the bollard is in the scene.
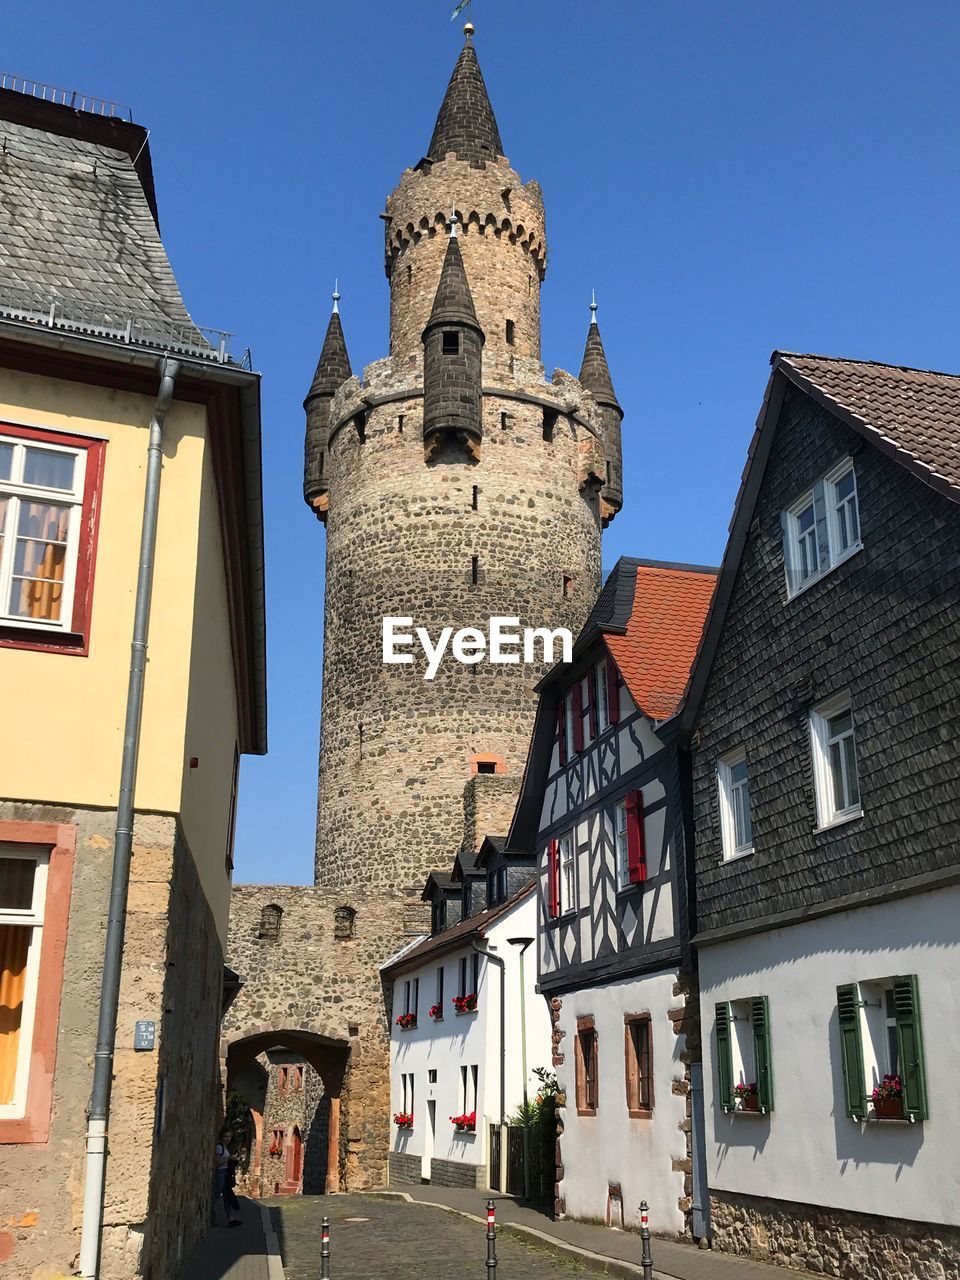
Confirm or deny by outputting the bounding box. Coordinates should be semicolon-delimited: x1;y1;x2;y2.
639;1200;653;1280
485;1198;498;1279
321;1214;331;1280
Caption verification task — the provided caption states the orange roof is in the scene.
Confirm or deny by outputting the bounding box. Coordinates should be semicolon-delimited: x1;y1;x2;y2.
605;564;717;721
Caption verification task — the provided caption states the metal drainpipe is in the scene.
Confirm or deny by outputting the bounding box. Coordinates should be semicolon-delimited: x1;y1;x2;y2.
79;357;180;1279
473;940;506;1185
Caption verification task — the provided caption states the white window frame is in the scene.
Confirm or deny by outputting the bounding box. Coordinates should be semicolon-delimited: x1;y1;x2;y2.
717;749;754;861
0;435;86;632
596;659;609;732
784;490;820;598
809;693;862;829
0;846;48;1119
614;800;629;888
558;831;576;915
825;460;861;564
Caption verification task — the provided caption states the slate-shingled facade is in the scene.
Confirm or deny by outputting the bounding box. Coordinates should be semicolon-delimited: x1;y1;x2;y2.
681;352;960;1277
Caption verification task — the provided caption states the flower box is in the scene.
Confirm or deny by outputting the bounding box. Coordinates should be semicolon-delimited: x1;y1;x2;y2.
395;1013;417;1031
428;1003;444;1021
872;1075;904;1120
452;993;478;1015
450;1110;476;1133
393;1112;414;1129
733;1083;759;1112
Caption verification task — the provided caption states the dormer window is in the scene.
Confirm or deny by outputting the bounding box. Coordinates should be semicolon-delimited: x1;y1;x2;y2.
431;897;447;934
442;331;460;355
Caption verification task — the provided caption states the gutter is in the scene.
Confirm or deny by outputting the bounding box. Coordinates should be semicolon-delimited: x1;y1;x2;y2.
79;357;179;1279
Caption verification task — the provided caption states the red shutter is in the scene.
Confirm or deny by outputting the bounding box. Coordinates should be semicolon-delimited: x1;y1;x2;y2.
606;659;620;724
625;790;647;884
571;681;584;753
587;668;598;740
556;698;567;766
547;839;560;919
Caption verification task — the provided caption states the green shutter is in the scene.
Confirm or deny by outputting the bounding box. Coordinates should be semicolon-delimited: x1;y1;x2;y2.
715;1002;733;1111
837;984;866;1119
894;975;929;1121
751;996;774;1113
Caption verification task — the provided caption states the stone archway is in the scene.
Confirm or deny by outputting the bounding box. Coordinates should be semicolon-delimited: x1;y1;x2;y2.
223;1025;350;1196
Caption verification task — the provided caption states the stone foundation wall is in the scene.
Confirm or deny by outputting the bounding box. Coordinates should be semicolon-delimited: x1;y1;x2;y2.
711;1190;960;1279
388;1151;423;1185
429;1158;484;1189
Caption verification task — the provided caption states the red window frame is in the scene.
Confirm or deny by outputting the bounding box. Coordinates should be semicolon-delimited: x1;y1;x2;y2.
0;422;106;656
625;789;647;884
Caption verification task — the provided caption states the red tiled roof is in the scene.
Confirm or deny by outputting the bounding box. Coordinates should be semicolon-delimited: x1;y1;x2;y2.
779;354;960;498
605;565;717;720
380;882;535;976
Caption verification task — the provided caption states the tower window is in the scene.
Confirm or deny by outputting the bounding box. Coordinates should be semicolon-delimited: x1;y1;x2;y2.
319;451;325;473
471;556;479;586
505;319;515;345
476;760;496;775
501;412;510;430
472;485;478;511
562;575;573;599
543;409;558;442
442;331;461;355
334;906;356;941
606;461;612;485
398;415;404;434
258;904;283;941
407;264;412;283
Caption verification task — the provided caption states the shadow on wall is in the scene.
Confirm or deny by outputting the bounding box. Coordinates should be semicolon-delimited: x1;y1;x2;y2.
305;1094;332;1195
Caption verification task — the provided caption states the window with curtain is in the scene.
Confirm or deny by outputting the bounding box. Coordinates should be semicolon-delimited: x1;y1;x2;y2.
0;848;48;1116
0;436;86;628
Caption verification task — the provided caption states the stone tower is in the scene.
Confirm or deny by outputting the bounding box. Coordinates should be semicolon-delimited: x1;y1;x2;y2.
306;31;624;892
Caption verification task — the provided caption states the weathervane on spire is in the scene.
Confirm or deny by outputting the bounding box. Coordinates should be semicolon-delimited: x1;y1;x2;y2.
451;0;474;33
590;289;598;324
332;279;341;315
449;209;459;238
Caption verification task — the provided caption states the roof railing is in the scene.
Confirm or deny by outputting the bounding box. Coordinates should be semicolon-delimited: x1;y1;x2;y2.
0;283;247;366
0;73;134;122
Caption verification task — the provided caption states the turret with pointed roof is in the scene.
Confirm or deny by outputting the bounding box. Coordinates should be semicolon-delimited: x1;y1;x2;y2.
303;290;352;518
422;221;485;456
578;299;624;521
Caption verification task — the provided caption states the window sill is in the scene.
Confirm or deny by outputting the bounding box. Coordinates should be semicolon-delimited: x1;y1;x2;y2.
722;1107;769;1118
719;847;754;866
785;543;863;603
627;1108;653;1120
814;809;863;834
576;1107;598;1118
0;625;88;655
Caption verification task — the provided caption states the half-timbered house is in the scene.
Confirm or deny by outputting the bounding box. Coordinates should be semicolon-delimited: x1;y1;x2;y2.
508;557;716;1236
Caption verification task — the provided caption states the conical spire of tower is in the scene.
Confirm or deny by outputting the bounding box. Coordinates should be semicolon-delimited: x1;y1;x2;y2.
578;296;621;411
424;229;481;333
305;290;353;403
427;34;504;166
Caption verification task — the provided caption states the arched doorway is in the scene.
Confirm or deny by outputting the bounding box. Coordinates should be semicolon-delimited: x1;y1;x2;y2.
222;1026;349;1197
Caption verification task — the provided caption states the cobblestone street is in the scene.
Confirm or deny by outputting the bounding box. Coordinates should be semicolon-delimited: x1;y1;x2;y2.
270;1194;591;1279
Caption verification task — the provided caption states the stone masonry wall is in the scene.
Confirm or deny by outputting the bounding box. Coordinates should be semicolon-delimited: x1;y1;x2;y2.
224;885;421;1192
0;803;222;1280
710;1191;960;1279
316;389;602;892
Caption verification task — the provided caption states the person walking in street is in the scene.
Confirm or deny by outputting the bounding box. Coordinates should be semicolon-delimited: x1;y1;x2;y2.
214;1125;242;1227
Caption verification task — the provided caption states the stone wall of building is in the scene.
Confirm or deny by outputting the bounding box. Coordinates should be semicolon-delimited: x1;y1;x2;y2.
387;1151;423;1186
224;884;421;1192
710;1191;960;1279
0;803;222;1280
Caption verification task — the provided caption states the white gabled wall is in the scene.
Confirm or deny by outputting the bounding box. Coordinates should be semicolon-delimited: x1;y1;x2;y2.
387;891;550;1179
556;967;688;1234
700;885;960;1226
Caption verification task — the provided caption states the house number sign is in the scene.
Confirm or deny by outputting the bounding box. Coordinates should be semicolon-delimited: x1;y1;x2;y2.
134;1020;156;1051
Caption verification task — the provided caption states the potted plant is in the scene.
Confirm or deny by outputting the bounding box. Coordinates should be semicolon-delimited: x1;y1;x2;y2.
393;1111;414;1129
428;1002;443;1021
395;1012;417;1031
872;1074;904;1120
452;992;478;1015
733;1082;759;1112
450;1110;476;1133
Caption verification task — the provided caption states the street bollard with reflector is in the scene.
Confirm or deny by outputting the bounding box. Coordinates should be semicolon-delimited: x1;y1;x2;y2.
320;1214;331;1279
485;1198;498;1279
639;1200;654;1280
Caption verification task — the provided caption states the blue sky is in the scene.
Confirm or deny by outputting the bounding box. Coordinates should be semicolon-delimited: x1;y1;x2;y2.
9;2;958;884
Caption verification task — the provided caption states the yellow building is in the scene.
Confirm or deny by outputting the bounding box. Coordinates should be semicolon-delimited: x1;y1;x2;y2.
0;82;266;1278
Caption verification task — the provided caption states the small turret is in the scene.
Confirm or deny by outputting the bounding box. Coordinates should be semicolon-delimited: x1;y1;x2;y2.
303;287;352;520
579;294;623;522
421;218;485;459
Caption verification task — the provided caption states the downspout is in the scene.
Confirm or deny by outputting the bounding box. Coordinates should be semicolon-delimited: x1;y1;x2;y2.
473;940;506;1125
79;357;180;1279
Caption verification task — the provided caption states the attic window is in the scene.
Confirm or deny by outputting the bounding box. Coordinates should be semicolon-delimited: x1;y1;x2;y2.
442;331;461;355
505;319;515;345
